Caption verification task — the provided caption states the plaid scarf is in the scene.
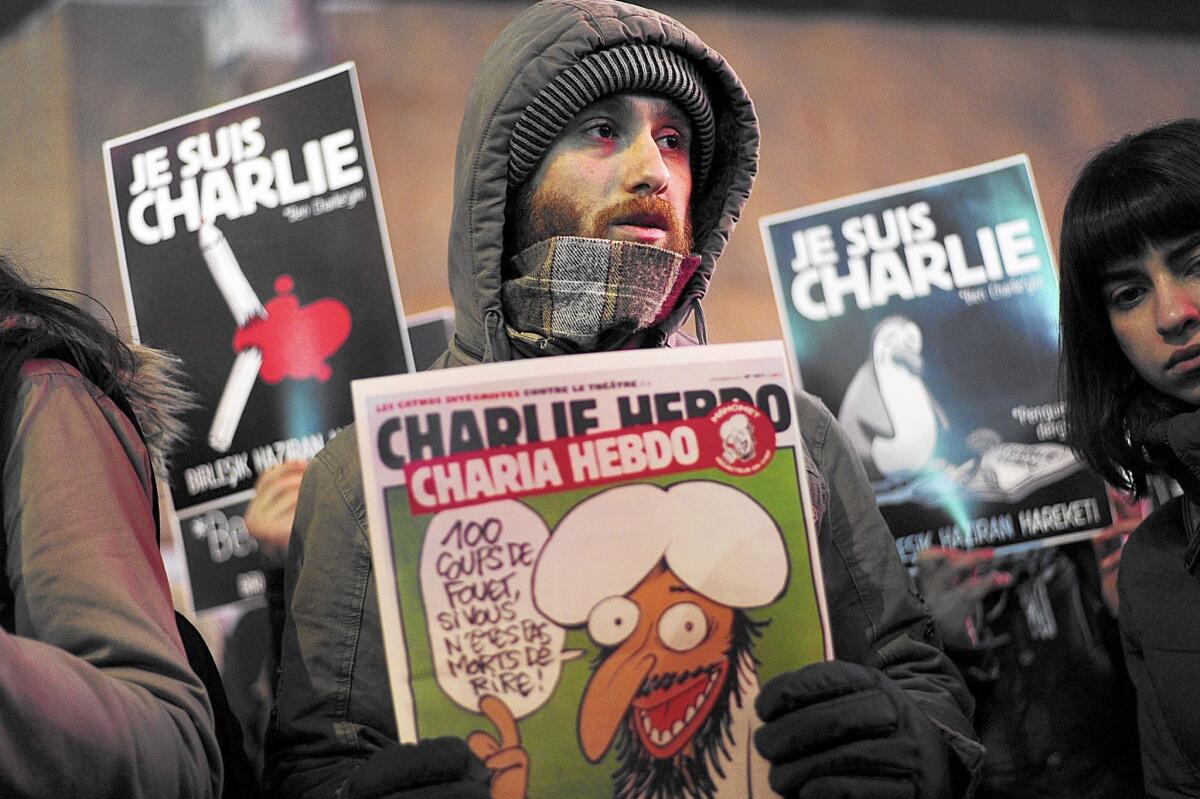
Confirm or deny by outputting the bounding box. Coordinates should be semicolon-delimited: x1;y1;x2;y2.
502;237;701;354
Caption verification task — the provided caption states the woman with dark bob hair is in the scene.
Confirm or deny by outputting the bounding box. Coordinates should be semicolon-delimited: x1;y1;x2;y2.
0;253;226;797
1059;117;1200;796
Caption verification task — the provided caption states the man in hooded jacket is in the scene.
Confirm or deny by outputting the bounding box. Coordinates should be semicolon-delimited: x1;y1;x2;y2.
266;2;983;797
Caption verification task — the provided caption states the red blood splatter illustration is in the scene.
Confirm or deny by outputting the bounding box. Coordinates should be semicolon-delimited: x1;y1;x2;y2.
234;275;351;383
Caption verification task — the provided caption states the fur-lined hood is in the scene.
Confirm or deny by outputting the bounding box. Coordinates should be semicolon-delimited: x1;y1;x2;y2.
1;312;192;477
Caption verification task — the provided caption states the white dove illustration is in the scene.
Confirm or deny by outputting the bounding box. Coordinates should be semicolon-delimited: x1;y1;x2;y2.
838;316;944;480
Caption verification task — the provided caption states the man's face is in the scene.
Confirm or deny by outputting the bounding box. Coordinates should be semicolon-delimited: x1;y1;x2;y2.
512;91;694;255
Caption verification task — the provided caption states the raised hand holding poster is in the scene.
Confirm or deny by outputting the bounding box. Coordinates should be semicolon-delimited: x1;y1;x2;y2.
353;342;831;798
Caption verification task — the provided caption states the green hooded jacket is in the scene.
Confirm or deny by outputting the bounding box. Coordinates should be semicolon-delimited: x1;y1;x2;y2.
267;3;983;797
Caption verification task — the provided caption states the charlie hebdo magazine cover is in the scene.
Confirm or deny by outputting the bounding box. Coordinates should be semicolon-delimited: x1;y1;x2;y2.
760;156;1112;566
103;64;412;610
352;342;830;798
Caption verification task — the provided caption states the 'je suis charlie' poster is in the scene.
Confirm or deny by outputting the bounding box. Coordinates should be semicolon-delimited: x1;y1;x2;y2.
760;156;1112;565
104;64;413;611
353;342;831;798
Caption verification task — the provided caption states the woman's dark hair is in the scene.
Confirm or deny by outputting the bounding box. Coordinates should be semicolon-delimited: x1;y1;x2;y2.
0;254;191;472
1059;118;1200;493
0;253;135;395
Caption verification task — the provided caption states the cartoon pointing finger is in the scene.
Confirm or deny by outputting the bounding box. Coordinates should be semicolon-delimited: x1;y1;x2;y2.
467;694;529;799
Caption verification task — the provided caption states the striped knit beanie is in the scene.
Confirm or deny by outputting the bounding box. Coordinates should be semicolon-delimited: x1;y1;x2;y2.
507;44;715;190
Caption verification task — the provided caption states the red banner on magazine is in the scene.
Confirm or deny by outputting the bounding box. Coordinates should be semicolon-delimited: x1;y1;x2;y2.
403;402;777;513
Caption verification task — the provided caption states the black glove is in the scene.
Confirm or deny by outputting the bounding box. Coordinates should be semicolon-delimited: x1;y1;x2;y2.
342;736;491;799
754;661;952;799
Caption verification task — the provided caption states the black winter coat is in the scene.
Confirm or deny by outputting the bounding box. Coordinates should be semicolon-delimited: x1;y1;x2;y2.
1120;494;1200;797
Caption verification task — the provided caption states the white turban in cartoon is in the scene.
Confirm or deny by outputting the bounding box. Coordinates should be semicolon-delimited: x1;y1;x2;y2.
533;481;789;625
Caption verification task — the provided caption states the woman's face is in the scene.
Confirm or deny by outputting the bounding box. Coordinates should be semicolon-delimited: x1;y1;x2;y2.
1103;235;1200;406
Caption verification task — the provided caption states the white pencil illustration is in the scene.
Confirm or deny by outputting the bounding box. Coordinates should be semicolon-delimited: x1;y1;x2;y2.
200;220;265;452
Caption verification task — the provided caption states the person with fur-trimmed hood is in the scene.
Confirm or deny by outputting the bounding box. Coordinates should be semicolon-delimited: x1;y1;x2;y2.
266;2;982;798
0;255;224;798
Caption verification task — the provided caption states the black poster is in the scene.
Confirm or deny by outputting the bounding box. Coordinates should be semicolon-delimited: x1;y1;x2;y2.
105;64;412;609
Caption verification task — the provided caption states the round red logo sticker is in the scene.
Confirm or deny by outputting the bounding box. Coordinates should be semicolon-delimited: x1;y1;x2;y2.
709;401;776;476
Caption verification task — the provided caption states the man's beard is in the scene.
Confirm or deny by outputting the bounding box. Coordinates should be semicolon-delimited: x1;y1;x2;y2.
509;185;693;258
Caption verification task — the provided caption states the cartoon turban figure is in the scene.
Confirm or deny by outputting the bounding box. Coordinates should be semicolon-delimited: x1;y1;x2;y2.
719;413;757;464
838;315;945;481
533;481;789;799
